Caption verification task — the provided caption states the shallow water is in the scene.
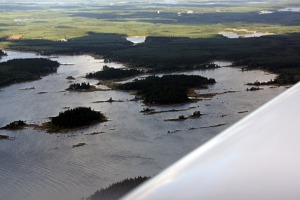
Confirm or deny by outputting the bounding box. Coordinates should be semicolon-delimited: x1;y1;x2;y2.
0;51;287;200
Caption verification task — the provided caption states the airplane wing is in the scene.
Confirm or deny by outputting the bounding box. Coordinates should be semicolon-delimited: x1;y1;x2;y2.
122;82;300;200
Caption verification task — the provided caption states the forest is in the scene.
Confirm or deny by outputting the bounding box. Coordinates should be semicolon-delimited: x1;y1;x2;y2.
4;32;300;84
0;58;60;87
51;107;106;129
88;177;149;200
86;65;142;80
67;82;91;90
118;75;216;104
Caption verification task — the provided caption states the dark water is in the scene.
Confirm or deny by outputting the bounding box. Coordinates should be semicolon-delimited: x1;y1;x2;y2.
0;51;287;200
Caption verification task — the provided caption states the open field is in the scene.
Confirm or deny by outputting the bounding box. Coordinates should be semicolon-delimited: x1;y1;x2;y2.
1;0;299;84
0;1;299;42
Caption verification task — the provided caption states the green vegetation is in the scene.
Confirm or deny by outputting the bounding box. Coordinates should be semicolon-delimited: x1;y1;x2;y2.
67;82;91;90
0;2;299;83
86;65;142;80
0;58;60;87
118;75;216;104
1;120;27;130
88;177;149;200
4;33;300;83
0;1;299;42
51;107;106;129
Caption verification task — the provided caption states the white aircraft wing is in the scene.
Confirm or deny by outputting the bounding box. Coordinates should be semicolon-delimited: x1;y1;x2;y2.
122;82;300;200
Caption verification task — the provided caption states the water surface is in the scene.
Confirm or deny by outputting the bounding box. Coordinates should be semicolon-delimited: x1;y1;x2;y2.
219;31;271;39
0;51;287;200
126;36;146;45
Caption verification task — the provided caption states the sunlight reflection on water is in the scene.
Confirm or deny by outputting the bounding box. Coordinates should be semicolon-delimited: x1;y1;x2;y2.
0;51;287;200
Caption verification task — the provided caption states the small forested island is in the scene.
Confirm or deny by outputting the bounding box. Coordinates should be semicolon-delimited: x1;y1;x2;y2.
0;50;7;58
0;58;60;87
86;65;142;80
67;82;97;92
1;120;28;130
43;107;107;132
66;76;75;80
118;75;216;105
88;177;149;200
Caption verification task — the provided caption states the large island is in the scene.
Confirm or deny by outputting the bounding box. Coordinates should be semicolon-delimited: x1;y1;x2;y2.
0;58;60;87
118;75;216;105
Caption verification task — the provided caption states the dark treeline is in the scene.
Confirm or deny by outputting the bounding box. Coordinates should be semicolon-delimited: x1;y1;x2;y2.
118;75;216;104
68;82;91;90
147;63;220;73
110;34;300;71
7;33;300;84
0;58;60;87
7;32;131;56
86;65;142;80
1;120;26;130
52;107;106;128
247;73;299;86
88;177;149;200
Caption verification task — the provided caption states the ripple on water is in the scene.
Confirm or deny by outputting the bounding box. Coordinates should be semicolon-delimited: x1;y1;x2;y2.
0;50;288;200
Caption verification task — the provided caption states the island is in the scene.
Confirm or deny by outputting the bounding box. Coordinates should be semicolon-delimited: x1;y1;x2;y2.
117;75;216;105
67;82;98;92
86;65;142;80
1;120;28;130
66;76;75;80
246;87;263;91
0;58;60;87
164;111;202;121
42;107;107;133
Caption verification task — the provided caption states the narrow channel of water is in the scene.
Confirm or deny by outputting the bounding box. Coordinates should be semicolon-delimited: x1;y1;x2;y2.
0;51;287;200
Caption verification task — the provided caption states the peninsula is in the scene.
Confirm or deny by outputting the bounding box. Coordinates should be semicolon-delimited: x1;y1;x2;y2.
0;58;60;87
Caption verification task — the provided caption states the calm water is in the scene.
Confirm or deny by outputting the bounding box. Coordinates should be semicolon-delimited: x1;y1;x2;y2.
219;32;271;39
0;51;287;200
126;36;146;44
